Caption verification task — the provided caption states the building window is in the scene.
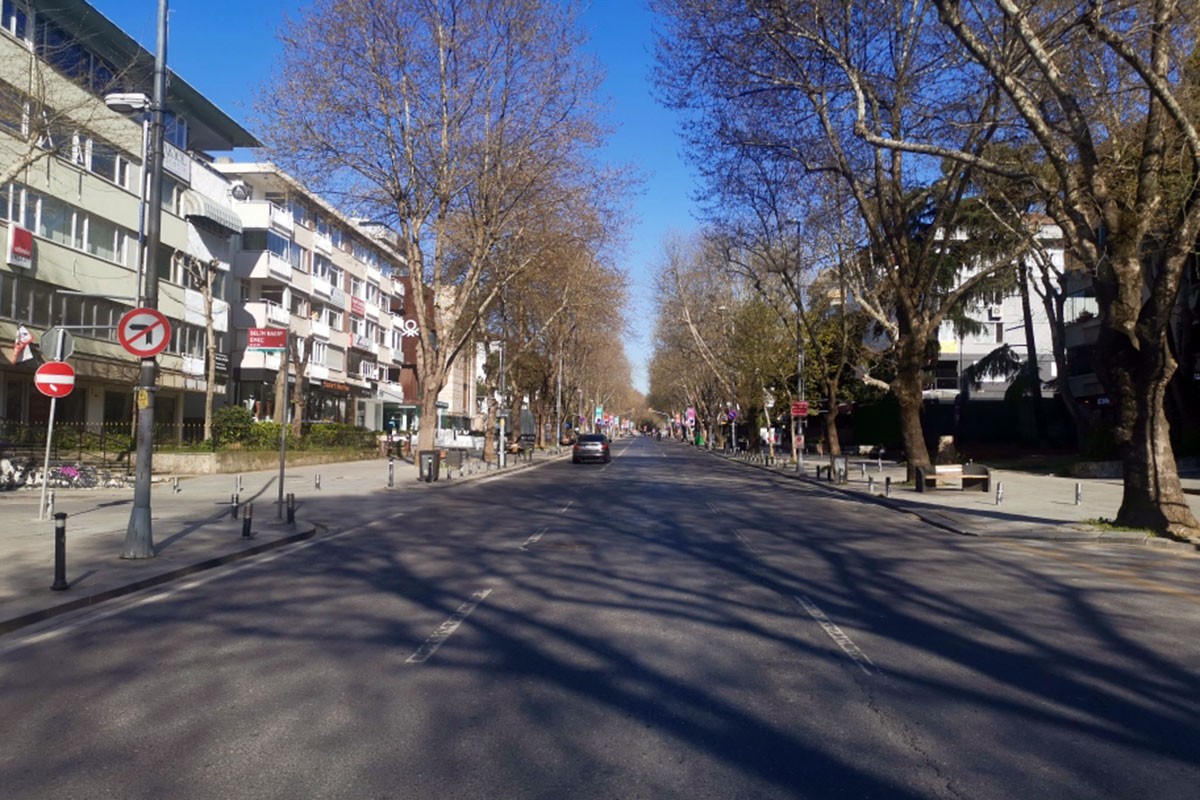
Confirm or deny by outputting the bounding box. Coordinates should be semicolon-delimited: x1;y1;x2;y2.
163;110;187;150
34;191;77;248
2;0;30;42
311;339;327;366
85;214;118;261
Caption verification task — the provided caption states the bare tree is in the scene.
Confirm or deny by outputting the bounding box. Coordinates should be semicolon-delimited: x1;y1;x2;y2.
177;255;221;442
261;0;609;453
846;1;1200;539
654;0;1019;478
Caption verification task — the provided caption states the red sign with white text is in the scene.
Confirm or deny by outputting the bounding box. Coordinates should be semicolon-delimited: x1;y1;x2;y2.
7;225;33;268
248;328;288;350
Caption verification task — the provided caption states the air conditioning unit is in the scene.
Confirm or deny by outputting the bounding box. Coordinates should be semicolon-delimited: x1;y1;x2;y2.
987;305;1003;320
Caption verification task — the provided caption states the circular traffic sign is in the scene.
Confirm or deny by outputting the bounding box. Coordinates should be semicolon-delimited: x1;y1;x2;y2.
35;360;76;398
118;307;172;358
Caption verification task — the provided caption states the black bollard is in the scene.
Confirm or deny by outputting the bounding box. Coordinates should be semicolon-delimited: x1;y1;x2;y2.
242;503;253;538
286;493;295;524
885;476;891;497
51;512;69;591
231;493;239;519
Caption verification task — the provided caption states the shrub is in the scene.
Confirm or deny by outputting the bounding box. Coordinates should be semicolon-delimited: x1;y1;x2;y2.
212;405;255;446
303;422;374;449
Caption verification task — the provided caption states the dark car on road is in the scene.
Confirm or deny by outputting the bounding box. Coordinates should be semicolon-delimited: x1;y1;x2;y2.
572;433;611;464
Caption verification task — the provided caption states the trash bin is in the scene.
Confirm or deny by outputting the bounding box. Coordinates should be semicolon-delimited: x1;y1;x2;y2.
418;449;440;482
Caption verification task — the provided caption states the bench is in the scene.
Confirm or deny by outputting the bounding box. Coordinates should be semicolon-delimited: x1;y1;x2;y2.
915;464;990;493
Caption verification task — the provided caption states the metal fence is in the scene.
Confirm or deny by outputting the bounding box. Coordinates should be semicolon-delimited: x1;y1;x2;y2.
0;420;379;468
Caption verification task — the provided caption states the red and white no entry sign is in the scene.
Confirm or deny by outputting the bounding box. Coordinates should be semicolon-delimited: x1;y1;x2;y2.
35;360;76;398
118;307;172;358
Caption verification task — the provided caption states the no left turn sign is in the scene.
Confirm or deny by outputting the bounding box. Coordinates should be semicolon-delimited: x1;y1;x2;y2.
118;307;172;358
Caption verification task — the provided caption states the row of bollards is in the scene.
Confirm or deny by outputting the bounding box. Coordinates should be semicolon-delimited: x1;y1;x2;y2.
46;477;311;593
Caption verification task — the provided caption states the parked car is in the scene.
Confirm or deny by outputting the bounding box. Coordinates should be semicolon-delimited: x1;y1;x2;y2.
572;433;611;464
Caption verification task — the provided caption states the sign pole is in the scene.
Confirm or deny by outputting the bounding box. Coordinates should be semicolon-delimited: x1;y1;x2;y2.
278;334;288;519
37;333;67;521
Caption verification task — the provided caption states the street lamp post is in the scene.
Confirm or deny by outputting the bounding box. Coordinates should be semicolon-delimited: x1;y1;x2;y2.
103;92;150;305
123;0;169;559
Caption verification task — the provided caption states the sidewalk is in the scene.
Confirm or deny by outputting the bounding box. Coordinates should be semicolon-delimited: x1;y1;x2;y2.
712;448;1200;550
0;447;566;636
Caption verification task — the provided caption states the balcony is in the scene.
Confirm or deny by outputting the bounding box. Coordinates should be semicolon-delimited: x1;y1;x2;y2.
313;231;334;256
241;300;291;328
237;349;283;371
312;275;332;298
310;318;331;339
307;363;330;381
234;201;294;235
233;251;294;283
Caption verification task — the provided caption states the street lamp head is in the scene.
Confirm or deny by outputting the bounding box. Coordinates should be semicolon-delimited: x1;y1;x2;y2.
104;92;151;114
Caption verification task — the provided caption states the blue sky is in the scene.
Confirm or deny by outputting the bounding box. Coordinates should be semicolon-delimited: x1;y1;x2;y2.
93;0;700;394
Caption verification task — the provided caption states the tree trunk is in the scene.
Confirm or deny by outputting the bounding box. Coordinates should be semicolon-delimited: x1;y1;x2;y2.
203;281;215;443
823;381;841;456
416;376;442;453
1098;301;1200;539
1018;261;1047;442
482;398;498;462
893;344;932;481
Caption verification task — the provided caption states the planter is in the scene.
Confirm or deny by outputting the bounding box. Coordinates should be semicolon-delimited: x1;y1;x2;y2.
147;450;376;475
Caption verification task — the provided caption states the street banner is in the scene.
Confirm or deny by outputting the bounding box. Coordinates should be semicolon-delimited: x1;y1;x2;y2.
12;323;33;363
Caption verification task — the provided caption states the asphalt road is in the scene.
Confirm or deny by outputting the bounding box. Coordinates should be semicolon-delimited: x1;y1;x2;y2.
2;436;1199;799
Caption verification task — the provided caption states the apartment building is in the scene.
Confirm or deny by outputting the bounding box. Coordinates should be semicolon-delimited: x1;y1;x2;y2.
1;0;256;439
927;218;1082;402
210;162;428;431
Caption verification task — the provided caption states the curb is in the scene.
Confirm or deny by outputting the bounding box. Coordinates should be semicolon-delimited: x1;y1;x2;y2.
0;522;319;637
704;447;1200;553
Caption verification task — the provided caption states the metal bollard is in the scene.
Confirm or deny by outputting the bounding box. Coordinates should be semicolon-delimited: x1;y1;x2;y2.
885;476;891;497
242;503;253;538
237;474;243;494
51;512;69;591
860;462;866;478
868;476;875;494
388;457;395;488
1074;482;1082;506
996;481;1004;506
173;476;180;493
231;493;239;519
286;493;295;524
45;490;54;519
315;473;321;490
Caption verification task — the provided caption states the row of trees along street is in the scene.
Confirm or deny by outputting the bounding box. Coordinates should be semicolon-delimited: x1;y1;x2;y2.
649;0;1200;542
258;0;635;454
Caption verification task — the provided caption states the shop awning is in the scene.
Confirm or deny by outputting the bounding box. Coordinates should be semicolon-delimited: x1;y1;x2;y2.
181;190;243;234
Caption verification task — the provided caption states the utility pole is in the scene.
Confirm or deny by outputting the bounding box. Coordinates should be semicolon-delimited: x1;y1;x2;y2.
123;0;168;559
